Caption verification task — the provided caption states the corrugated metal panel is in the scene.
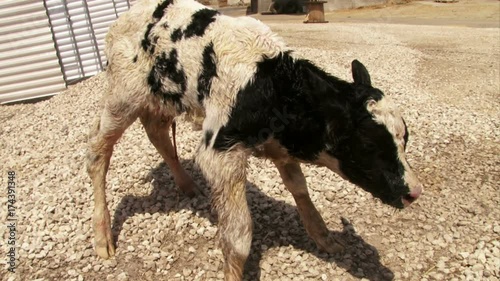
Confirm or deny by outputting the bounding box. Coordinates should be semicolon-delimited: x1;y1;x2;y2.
45;0;133;83
0;0;66;104
45;0;100;82
87;0;132;66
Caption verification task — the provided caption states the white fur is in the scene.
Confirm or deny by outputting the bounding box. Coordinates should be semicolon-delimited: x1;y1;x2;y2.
367;96;421;191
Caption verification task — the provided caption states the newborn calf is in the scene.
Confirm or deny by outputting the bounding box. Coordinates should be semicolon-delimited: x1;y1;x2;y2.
86;0;423;280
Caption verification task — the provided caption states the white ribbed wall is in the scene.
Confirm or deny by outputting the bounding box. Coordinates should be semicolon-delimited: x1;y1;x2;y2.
0;0;135;104
46;0;133;83
0;0;66;104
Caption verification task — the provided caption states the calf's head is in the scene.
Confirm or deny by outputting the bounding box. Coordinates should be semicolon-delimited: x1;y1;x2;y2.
319;60;422;209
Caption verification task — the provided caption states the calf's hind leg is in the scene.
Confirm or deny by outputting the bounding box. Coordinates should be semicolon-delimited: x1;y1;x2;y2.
139;112;196;196
196;147;252;281
273;161;344;254
86;102;137;259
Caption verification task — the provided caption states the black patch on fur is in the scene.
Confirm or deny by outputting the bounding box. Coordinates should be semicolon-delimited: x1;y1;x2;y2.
144;0;173;54
161;93;184;112
213;52;350;160
153;0;173;19
142;23;155;51
147;65;162;94
161;49;187;91
204;130;214;148
162;22;169;28
132;55;138;63
147;49;187;112
197;42;217;103
184;9;219;39
149;36;160;54
171;28;184;42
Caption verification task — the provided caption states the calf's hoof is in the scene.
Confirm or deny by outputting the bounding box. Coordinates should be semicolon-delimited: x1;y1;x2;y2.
315;233;345;254
94;212;116;259
179;178;200;198
95;240;115;259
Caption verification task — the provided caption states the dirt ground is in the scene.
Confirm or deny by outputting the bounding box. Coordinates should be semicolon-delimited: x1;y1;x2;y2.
251;0;500;28
329;0;500;28
1;1;499;281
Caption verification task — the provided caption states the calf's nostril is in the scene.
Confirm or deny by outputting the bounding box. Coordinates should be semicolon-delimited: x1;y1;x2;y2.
403;193;417;203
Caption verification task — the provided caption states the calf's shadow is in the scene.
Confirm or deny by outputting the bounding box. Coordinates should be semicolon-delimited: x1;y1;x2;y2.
111;159;394;281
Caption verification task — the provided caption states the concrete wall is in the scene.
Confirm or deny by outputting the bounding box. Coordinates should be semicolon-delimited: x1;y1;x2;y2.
252;0;388;14
257;0;273;12
324;0;387;11
227;0;251;5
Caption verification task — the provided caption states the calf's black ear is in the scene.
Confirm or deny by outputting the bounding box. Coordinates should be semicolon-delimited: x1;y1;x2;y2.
352;60;372;86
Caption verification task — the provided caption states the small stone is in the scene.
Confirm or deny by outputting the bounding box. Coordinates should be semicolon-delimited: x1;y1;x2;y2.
471;263;484;272
117;272;128;281
196;227;205;236
81;265;91;273
68;269;78;276
308;267;319;275
183;268;192;276
152;253;161;261
35;251;47;259
493;225;500;233
103;259;117;268
325;191;335;202
83;249;93;258
144;260;156;270
262;262;271;272
477;252;487;263
443;234;453;243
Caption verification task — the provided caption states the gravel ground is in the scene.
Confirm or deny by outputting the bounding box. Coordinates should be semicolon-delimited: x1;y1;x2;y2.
1;20;499;281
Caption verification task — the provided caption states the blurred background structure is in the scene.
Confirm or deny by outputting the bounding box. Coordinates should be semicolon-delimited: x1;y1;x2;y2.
0;0;390;104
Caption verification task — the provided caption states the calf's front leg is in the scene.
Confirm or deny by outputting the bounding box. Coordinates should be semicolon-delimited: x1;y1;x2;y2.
273;161;344;254
196;146;252;281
